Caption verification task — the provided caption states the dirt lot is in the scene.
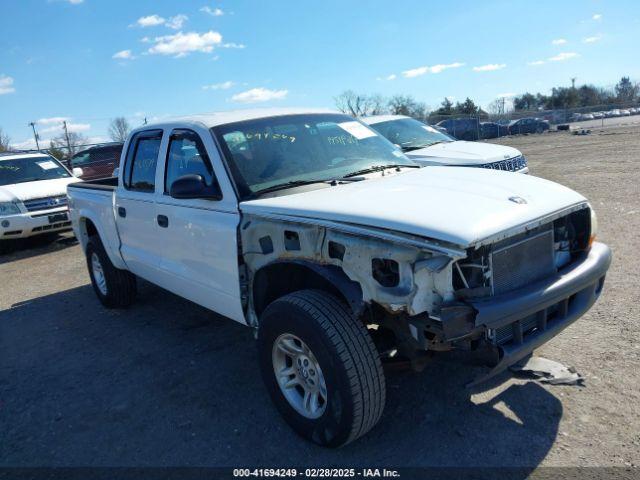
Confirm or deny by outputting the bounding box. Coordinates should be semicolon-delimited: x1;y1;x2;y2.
1;125;639;470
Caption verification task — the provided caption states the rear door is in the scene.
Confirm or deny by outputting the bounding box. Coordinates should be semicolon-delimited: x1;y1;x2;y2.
115;129;164;280
154;127;245;323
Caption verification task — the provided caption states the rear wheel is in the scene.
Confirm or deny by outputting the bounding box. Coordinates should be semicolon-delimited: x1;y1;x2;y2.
258;289;386;447
86;236;137;308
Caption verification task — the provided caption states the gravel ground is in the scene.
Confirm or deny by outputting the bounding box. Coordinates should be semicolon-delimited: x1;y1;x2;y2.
1;125;639;470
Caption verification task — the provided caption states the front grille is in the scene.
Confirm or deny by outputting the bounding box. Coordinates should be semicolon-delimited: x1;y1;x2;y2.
491;229;555;295
23;195;68;212
480;155;527;172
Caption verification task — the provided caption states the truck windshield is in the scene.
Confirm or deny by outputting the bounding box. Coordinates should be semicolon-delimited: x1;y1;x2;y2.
0;156;71;186
212;114;416;198
369;118;454;152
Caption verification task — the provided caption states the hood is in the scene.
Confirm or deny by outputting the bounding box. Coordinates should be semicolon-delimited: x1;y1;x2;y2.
0;177;80;203
405;140;520;166
240;167;586;248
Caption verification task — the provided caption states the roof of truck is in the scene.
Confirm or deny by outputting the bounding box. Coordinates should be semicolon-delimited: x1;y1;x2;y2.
361;115;410;125
145;107;340;130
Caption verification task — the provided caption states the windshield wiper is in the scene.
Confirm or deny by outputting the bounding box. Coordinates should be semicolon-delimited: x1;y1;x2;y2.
253;178;336;195
342;164;419;178
402;141;448;152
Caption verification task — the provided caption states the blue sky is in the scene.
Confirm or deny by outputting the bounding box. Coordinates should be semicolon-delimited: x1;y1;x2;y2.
1;0;639;148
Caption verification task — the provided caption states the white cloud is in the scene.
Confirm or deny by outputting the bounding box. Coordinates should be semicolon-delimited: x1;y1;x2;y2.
166;14;188;30
201;6;224;16
40;122;90;134
430;62;465;73
583;34;602;43
0;75;15;95
37;117;68;125
136;14;166;28
473;63;506;72
402;62;464;78
112;49;134;60
496;92;516;98
552;38;567;45
203;80;235;90
548;52;579;62
527;60;545;66
147;30;223;57
64;0;84;4
231;87;288;103
376;74;396;81
593;13;602;20
221;42;245;49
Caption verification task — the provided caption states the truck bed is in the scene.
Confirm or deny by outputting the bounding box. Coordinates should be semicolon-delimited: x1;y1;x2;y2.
66;176;126;269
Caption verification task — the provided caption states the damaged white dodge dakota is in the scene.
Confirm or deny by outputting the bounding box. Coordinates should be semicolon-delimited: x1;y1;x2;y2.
67;108;612;447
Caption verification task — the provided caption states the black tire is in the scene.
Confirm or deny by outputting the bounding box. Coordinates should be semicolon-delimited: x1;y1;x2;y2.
86;236;137;308
258;289;386;447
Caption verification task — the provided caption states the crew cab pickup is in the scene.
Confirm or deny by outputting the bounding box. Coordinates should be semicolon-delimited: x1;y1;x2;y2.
67;108;611;447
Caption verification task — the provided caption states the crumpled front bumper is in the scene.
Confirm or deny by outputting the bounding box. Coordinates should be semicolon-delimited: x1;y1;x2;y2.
467;241;612;386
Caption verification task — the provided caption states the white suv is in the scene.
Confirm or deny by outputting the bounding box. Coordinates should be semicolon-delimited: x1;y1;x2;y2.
363;115;528;173
0;152;80;247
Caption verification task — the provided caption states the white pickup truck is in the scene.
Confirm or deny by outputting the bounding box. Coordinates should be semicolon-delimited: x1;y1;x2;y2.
67;108;611;447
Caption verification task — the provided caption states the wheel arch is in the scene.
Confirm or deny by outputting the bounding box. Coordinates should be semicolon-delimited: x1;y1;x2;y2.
77;213;127;270
252;260;365;320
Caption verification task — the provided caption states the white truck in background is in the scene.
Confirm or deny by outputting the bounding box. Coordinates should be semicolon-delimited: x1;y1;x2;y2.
67;108;611;447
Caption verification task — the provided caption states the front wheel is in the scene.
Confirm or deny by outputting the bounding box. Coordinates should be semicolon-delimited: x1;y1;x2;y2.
258;290;386;447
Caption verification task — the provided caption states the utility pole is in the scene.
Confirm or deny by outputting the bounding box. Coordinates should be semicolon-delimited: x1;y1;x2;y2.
29;122;40;150
62;120;72;157
571;77;576;89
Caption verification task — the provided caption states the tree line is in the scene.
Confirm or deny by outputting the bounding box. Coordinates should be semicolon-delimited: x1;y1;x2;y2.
513;77;639;111
334;76;639;121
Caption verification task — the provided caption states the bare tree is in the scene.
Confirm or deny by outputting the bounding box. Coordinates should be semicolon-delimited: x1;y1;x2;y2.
334;90;387;117
108;117;131;142
388;95;428;120
0;127;10;152
51;131;89;158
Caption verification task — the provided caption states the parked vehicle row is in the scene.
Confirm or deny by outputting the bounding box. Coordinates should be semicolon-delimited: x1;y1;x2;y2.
67;108;611;447
433;117;549;140
570;107;640;122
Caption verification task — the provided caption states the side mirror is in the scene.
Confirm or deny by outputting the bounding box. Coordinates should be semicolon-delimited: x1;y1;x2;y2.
170;174;222;200
72;167;84;177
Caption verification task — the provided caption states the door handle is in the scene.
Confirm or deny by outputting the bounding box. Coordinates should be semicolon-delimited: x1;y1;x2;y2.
157;215;169;228
117;206;126;218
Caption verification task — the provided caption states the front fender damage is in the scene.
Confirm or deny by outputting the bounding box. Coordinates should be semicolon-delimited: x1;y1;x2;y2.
239;214;461;326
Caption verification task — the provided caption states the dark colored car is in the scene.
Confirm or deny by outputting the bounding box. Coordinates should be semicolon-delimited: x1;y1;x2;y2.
70;143;123;180
508;118;550;135
435;118;481;141
480;122;509;139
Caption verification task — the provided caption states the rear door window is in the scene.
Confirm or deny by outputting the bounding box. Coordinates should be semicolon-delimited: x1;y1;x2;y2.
124;131;163;192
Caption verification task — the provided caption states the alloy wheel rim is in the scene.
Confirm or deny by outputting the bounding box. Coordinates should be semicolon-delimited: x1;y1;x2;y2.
91;253;108;295
272;333;328;419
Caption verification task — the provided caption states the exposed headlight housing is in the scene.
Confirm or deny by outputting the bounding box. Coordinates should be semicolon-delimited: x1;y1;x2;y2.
0;201;21;216
589;206;598;248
